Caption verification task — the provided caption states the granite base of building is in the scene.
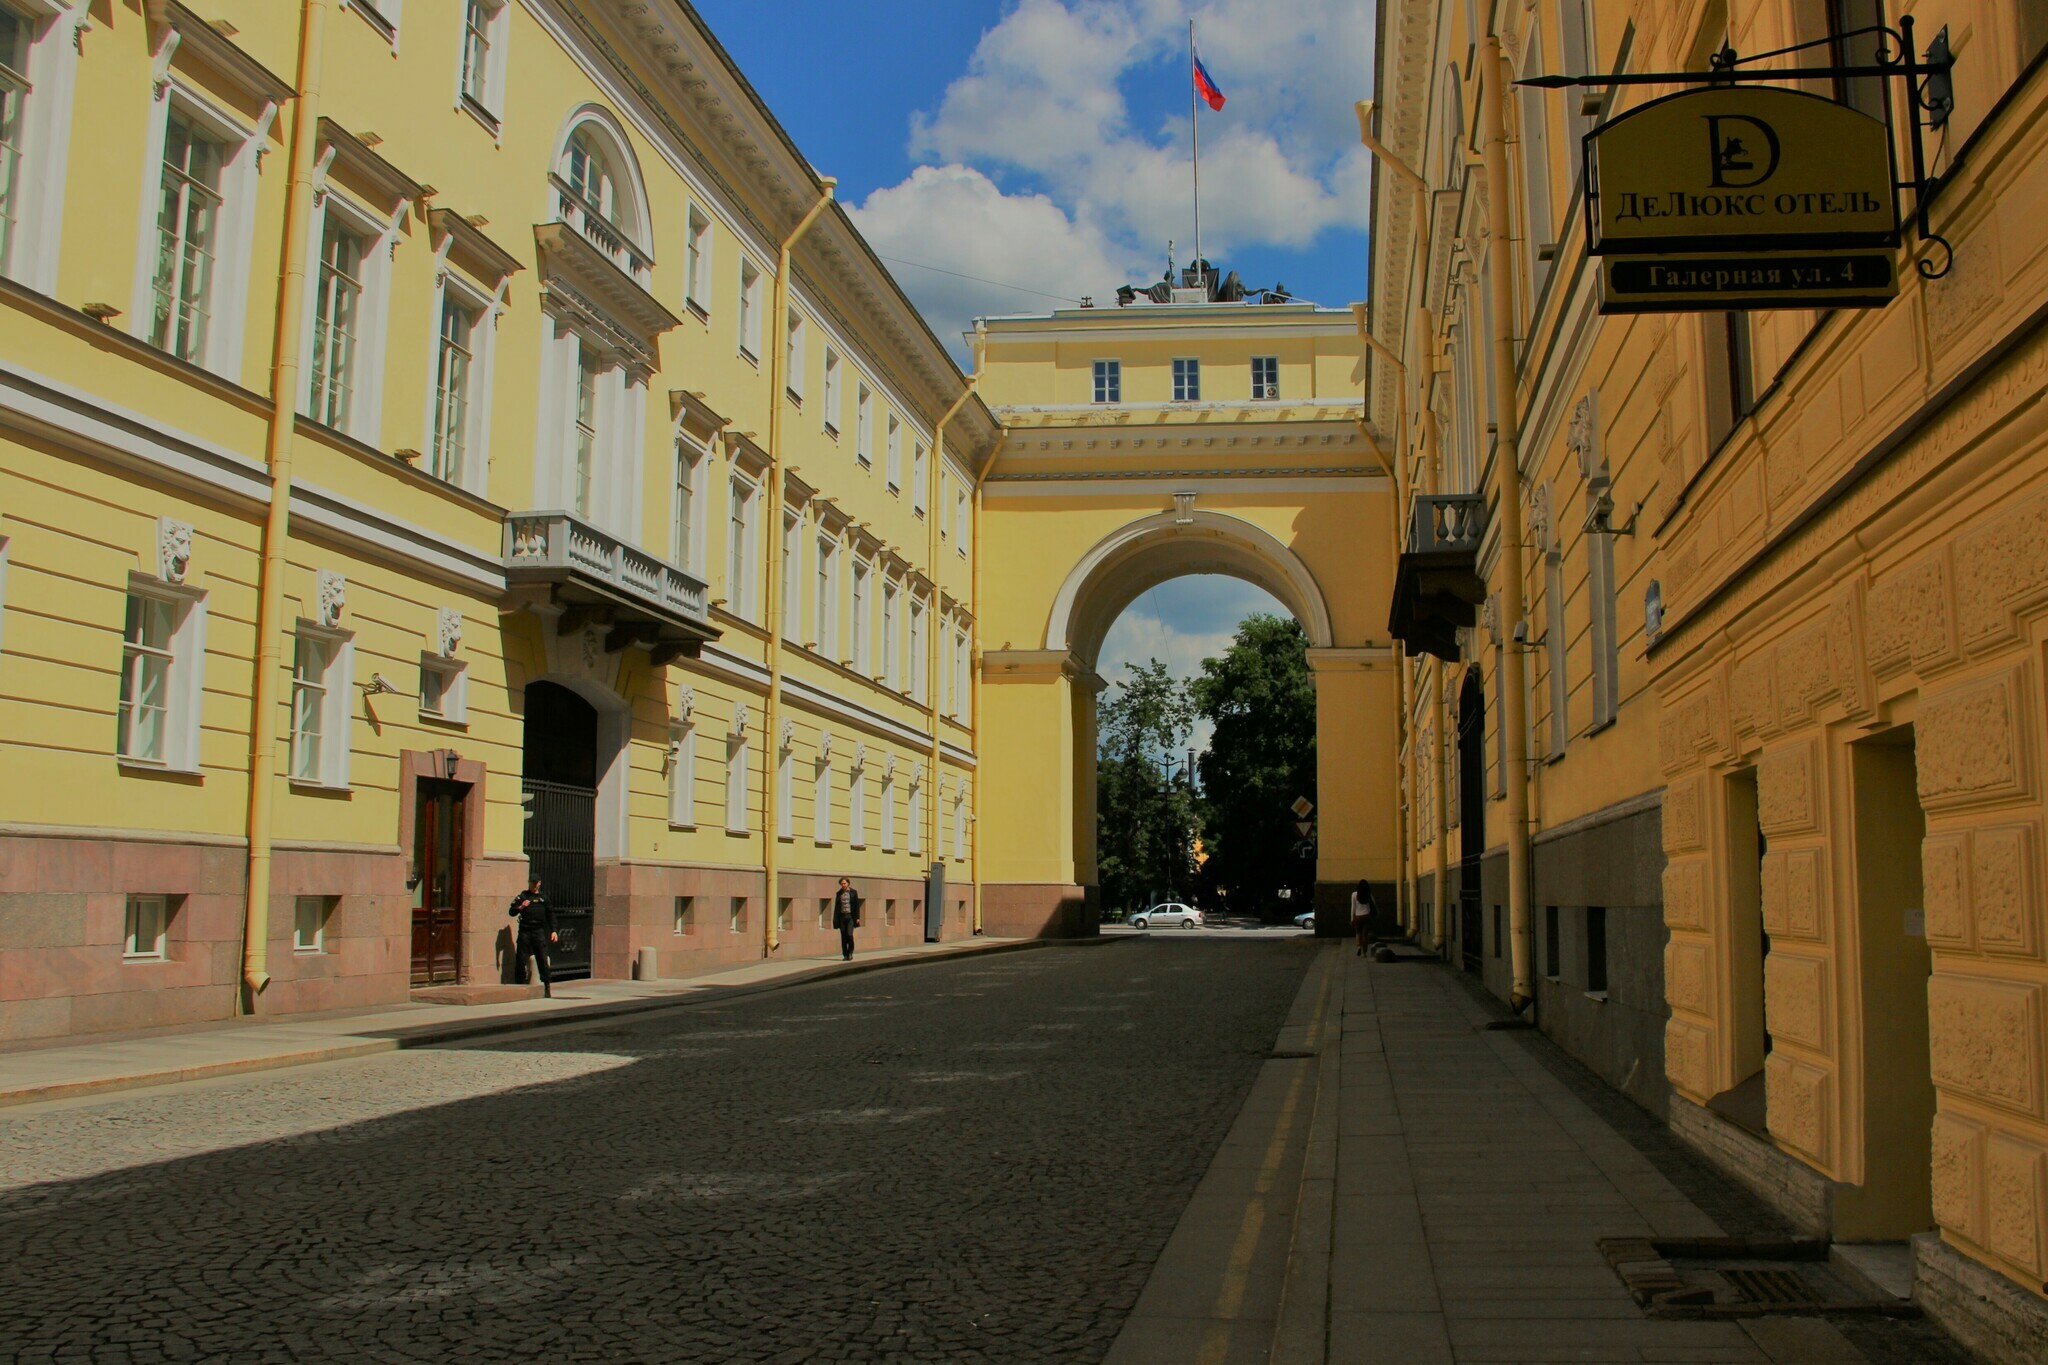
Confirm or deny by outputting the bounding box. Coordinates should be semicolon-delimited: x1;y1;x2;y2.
1669;1093;1835;1237
1913;1231;2048;1365
979;883;1097;938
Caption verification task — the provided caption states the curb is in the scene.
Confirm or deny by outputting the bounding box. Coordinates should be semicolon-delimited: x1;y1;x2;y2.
1270;942;1345;1363
0;934;1122;1109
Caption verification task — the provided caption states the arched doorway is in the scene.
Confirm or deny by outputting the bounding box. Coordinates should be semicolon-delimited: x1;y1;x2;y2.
524;681;599;978
1457;667;1485;973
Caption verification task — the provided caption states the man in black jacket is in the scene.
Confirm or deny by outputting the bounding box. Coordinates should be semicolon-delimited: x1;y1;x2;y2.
509;875;558;997
831;877;862;961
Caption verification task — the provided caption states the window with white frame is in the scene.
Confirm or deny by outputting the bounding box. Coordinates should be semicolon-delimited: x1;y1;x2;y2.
814;533;837;655
912;442;928;514
307;212;371;431
572;345;599;518
813;752;831;843
951;790;966;860
776;737;794;839
849;761;867;847
124;894;171;961
1518;35;1556;294
430;288;484;485
351;0;402;41
855;384;872;467
1252;355;1279;400
850;558;870;671
952;627;970;721
290;625;353;787
726;474;758;619
0;2;84;292
458;0;508;124
672;436;706;572
781;509;802;633
118;582;205;771
738;257;761;360
785;309;804;400
881;771;897;852
563;126;621;234
674;895;695;934
724;727;747;833
667;719;695;826
880;579;899;689
908;776;924;856
956;486;970;557
822;347;841;435
728;897;745;933
908;595;927;703
293;894;332;953
885;415;902;493
684;205;711;313
149;107;227;364
418;655;467;724
1172;357;1201;401
1093;359;1121;403
0;8;28;276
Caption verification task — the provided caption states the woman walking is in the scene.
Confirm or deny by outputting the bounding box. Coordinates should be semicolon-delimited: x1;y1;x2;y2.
1350;879;1377;958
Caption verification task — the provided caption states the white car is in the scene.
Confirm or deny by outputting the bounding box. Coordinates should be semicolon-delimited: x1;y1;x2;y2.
1130;902;1204;929
1293;910;1317;930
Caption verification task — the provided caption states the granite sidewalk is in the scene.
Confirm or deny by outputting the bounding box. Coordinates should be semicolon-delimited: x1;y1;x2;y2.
0;934;1052;1108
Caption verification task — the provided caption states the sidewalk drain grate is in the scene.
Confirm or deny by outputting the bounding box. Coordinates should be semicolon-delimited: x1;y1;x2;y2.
1598;1236;1922;1320
1724;1268;1823;1305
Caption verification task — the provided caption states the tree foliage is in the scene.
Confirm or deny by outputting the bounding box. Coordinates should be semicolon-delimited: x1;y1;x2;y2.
1094;660;1199;917
1192;614;1316;921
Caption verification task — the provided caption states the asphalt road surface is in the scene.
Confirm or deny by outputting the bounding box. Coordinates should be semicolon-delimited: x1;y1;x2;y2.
0;938;1315;1363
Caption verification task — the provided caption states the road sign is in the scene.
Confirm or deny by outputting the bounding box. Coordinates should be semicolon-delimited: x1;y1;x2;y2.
1290;796;1314;819
1296;820;1313;837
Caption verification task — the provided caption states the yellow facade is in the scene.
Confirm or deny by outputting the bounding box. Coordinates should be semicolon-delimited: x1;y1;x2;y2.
0;1;989;1039
1372;0;2048;1348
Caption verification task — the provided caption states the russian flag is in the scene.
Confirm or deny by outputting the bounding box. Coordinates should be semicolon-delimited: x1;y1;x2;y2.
1193;49;1226;111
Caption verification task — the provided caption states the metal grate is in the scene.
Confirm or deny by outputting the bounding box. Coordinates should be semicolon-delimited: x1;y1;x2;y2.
1723;1268;1825;1306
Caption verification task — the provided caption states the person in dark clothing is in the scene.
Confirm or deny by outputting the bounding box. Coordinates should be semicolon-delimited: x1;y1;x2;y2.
509;875;558;997
831;877;863;961
1350;878;1378;958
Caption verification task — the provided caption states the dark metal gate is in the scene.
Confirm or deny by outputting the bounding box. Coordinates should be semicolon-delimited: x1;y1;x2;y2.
1457;668;1486;974
523;777;594;979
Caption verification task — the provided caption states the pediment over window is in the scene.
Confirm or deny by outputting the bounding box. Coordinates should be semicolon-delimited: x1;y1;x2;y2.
668;389;729;445
534;222;680;378
428;208;522;285
146;1;296;105
316;118;425;212
723;428;770;480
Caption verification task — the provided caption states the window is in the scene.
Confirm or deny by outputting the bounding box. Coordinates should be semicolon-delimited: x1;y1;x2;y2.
1586;906;1609;994
1492;903;1503;958
307;216;369;429
1251;356;1279;400
956;487;970;558
886;415;902;492
908;778;924;856
951;791;966;861
1544;905;1561;979
1172;358;1201;401
1702;311;1755;451
881;772;897;851
884;899;897;927
822;347;841;434
952;628;970;722
909;596;927;702
294;895;333;953
351;0;401;41
816;897;830;930
1828;0;1886;119
729;897;745;934
150;109;225;363
1557;0;1600;146
912;442;928;515
685;206;711;313
814;534;837;655
849;762;867;847
881;579;899;688
675;896;695;935
119;584;204;771
0;9;27;274
563;128;619;230
668;720;696;826
673;438;705;572
458;0;508;121
777;898;792;932
430;292;482;484
726;475;757;619
776;737;793;840
855;384;873;467
851;559;870;670
573;346;599;518
785;309;804;399
1544;542;1567;755
813;752;831;844
738;257;761;360
1092;359;1121;404
724;727;747;833
1518;34;1556;293
419;657;467;724
291;627;352;787
124;894;170;961
782;509;802;633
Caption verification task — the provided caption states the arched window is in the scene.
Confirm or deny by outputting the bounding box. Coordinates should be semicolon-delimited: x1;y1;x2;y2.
548;109;651;281
562;128;617;226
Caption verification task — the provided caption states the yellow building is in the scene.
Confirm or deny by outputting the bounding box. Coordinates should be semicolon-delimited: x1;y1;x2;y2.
0;0;990;1038
973;271;1399;935
1373;0;2048;1353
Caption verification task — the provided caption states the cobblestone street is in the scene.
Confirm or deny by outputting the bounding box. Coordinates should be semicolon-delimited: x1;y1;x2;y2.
0;941;1313;1363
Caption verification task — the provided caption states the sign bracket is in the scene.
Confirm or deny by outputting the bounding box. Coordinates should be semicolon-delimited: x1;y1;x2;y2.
1521;15;1956;280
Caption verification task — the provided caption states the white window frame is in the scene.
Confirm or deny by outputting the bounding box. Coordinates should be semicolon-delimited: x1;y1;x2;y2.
346;0;402;44
684;204;712;315
785;309;805;401
1518;32;1557;298
293;894;331;953
289;621;354;789
124;893;170;961
956;486;970;557
908;776;924;857
729;896;745;934
667;719;696;827
814;533;838;657
951;790;966;861
850;557;870;671
776;736;794;840
0;1;87;293
134;86;266;379
855;384;873;468
880;578;899;689
725;472;758;620
1252;355;1279;400
822;346;841;436
881;771;897;852
674;895;695;935
738;256;761;361
724;727;748;834
424;270;496;493
813;752;832;845
1172;357;1201;402
672;434;707;574
885;414;902;493
849;761;867;848
0;534;10;662
912;442;928;516
302;193;395;442
909;595;927;703
1092;358;1121;404
455;0;510;133
418;654;468;725
781;507;803;635
118;576;207;774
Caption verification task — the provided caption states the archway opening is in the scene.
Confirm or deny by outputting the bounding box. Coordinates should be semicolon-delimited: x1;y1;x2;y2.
523;681;602;979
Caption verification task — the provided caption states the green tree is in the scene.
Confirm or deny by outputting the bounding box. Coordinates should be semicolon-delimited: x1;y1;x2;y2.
1094;660;1199;917
1192;614;1316;922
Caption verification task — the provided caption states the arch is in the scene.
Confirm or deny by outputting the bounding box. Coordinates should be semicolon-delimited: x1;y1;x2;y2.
521;674;633;861
547;104;652;250
1044;509;1335;670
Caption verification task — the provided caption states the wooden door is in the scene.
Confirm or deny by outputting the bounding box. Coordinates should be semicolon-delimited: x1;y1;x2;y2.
411;780;466;986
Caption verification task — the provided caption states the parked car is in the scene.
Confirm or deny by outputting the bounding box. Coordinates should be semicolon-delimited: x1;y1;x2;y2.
1130;902;1204;929
1292;910;1316;930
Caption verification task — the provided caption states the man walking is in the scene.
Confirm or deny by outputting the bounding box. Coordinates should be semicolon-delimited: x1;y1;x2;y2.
831;877;863;961
509;874;558;998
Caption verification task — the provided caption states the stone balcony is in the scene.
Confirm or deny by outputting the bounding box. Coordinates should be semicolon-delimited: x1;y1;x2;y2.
1389;493;1488;662
503;511;717;665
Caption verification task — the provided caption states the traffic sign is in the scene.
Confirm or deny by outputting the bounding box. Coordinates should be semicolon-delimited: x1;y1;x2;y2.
1290;796;1314;819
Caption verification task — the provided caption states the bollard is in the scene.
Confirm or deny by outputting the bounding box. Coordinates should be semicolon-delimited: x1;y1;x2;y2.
634;946;659;982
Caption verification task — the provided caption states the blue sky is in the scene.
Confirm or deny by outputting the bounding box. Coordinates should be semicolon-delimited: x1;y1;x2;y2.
691;0;1377;351
1096;575;1290;755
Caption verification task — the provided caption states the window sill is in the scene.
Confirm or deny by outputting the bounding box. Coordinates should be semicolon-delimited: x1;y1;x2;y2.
823;423;839;440
459;93;502;140
349;2;397;44
119;758;201;780
686;298;709;323
814;840;832;848
739;347;759;368
1584;990;1609;1004
123;953;168;964
1587;717;1617;737
294;945;324;956
419;712;469;729
289;778;354;796
723;827;749;837
668;822;696;832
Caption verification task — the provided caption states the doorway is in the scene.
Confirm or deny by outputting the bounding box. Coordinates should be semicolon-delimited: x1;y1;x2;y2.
1840;725;1935;1240
411;779;467;986
1458;668;1486;973
1710;767;1770;1135
523;681;598;979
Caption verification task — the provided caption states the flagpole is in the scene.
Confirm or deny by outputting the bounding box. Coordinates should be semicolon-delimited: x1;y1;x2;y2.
1190;19;1202;279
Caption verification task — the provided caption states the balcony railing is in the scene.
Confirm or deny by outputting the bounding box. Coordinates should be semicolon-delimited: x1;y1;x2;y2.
1390;493;1487;663
1408;493;1485;556
505;510;711;633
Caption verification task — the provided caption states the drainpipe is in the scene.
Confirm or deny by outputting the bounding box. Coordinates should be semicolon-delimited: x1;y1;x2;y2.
966;323;993;934
928;369;981;898
241;0;329;1014
1480;35;1537;1010
761;177;837;957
